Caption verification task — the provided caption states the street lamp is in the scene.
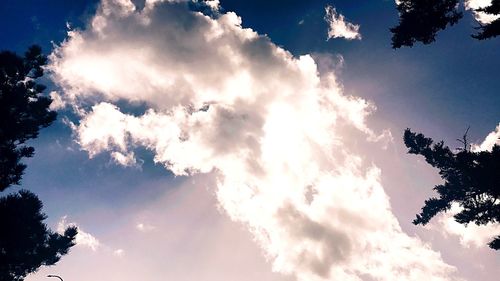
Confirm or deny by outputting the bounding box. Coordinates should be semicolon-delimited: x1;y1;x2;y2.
47;275;63;281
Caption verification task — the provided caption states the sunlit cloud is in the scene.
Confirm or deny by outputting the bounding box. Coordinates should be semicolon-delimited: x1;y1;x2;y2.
472;123;500;152
205;0;220;12
433;203;500;248
57;216;100;251
324;5;361;41
465;0;500;24
48;0;462;280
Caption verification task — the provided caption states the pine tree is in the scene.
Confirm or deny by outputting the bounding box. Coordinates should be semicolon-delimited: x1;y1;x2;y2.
404;129;500;250
472;0;500;40
0;46;77;281
0;45;57;191
391;0;500;48
391;0;462;48
0;191;77;281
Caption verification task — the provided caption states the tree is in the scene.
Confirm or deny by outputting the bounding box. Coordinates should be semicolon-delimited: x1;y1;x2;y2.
472;0;500;40
391;0;500;48
0;46;77;281
0;45;57;191
0;191;77;281
391;0;462;48
404;128;500;250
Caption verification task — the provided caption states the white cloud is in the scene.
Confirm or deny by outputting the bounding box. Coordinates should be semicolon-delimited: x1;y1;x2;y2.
111;151;139;167
57;216;101;251
472;123;500;152
465;0;500;24
49;1;462;280
49;91;66;110
204;0;220;12
324;5;361;41
434;203;500;248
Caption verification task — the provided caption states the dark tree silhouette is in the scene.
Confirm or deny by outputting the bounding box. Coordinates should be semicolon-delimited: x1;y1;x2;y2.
404;129;500;250
472;0;500;40
0;46;57;191
390;0;462;48
0;46;77;280
0;190;77;281
391;0;500;48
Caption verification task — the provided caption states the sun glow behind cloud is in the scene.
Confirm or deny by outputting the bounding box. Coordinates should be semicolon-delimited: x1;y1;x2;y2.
48;1;463;280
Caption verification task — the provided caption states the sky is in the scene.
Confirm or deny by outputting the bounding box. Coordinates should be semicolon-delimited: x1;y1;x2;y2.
0;0;499;281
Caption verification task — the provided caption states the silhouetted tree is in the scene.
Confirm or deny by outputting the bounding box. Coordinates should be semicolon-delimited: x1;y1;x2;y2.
404;129;500;250
0;45;57;191
391;0;462;48
0;191;77;281
0;46;77;281
472;0;500;40
391;0;500;48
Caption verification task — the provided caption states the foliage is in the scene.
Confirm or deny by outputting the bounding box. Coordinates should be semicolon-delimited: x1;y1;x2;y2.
390;0;462;48
404;129;500;250
0;45;57;191
391;0;500;48
0;190;77;281
472;0;500;40
0;46;77;280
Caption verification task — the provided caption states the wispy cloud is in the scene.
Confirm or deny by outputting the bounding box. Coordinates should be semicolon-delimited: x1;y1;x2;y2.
111;151;139;167
113;249;125;257
136;222;156;232
49;0;461;280
324;5;361;41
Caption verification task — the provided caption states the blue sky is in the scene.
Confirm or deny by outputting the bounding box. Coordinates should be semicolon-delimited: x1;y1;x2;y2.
1;1;499;281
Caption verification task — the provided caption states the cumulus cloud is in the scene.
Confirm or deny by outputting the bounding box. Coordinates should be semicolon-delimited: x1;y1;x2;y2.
465;0;500;24
433;203;500;248
472;123;500;152
204;0;220;12
324;5;361;41
57;216;100;251
49;0;461;280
